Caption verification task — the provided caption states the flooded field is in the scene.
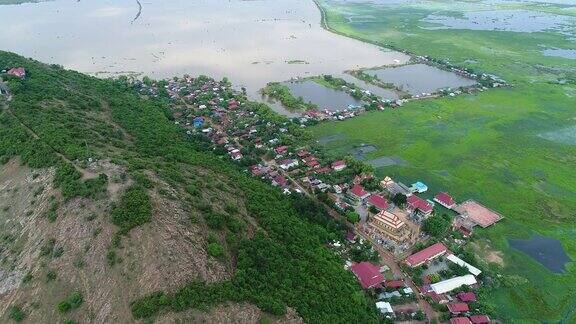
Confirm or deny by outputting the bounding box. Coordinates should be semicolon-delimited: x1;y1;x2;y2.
367;156;408;167
423;10;576;34
509;235;571;273
542;48;576;59
283;80;362;111
367;64;477;96
538;125;576;146
0;0;409;105
349;144;377;160
317;133;347;145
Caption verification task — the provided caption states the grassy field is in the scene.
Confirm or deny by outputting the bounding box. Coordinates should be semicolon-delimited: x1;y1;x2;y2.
313;0;576;322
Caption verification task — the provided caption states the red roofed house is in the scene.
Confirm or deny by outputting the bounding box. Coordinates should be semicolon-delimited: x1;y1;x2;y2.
272;175;288;188
450;317;472;324
447;303;469;314
345;231;357;243
316;166;331;174
427;291;448;304
7;67;26;78
367;194;389;211
275;145;288;155
350;262;384;289
407;195;433;216
405;242;448;267
457;292;477;302
349;184;370;200
470;315;491;324
228;99;239;109
331;160;347;171
306;159;320;169
385;279;405;289
434;192;456;209
297;150;309;158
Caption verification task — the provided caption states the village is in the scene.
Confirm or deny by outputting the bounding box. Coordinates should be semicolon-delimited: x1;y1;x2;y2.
126;74;504;323
0;65;504;322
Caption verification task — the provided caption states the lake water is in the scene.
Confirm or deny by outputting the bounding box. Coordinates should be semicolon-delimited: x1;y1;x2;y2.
283;80;363;111
368;64;477;96
509;235;571;273
338;73;399;100
0;0;410;108
423;10;576;35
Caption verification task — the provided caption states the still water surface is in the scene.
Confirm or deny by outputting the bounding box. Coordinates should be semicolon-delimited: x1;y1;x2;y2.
0;0;409;104
368;64;477;95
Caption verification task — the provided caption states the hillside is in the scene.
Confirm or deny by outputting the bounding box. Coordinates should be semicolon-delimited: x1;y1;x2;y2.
0;51;378;323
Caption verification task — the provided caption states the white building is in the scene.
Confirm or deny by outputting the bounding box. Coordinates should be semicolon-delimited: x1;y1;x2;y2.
446;254;482;276
375;301;394;314
430;275;477;295
279;159;299;170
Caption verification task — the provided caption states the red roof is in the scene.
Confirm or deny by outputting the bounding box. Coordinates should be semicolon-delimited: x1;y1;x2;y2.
385;279;405;289
407;195;433;214
7;67;25;78
275;145;288;154
331;160;346;169
250;165;266;176
350;262;384;289
297;150;309;158
435;192;456;207
272;175;287;187
447;303;469;313
457;292;477;302
450;317;472;324
350;184;369;199
228;99;239;109
346;231;356;243
368;194;389;211
306;159;320;168
405;242;447;267
316;167;330;174
470;315;490;324
427;291;447;303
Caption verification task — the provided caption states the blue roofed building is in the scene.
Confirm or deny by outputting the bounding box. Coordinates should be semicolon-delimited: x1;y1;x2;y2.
193;116;205;128
411;181;428;193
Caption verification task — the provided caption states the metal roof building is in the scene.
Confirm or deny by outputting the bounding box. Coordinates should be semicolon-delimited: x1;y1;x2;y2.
447;254;482;276
430;275;477;294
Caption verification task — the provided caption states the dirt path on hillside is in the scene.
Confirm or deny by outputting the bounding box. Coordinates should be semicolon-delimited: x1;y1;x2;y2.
3;102;97;180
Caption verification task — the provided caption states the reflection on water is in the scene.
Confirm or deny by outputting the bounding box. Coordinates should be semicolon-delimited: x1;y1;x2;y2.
509;235;571;273
368;64;477;96
0;0;409;104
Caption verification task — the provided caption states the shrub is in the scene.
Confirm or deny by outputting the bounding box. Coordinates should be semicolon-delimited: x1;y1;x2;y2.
207;242;224;257
9;305;25;322
111;186;152;234
57;292;83;313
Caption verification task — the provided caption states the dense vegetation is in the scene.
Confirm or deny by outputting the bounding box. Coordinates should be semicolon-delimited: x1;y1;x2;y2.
0;51;379;322
110;185;152;234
